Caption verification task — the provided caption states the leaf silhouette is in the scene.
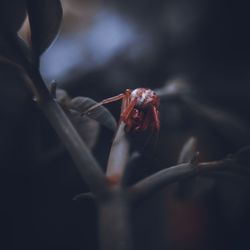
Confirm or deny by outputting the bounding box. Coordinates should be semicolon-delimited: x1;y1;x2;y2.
67;109;99;150
26;0;62;56
53;90;100;149
70;97;117;131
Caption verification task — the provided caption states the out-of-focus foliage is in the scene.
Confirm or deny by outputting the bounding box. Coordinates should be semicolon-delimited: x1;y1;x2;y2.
26;0;63;56
69;96;117;131
39;0;250;249
54;88;117;148
1;0;250;250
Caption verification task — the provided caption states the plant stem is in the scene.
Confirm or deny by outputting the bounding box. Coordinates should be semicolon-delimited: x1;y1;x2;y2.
129;159;232;202
17;53;132;248
8;29;131;249
106;122;129;183
19;67;109;197
40;98;109;196
98;187;132;250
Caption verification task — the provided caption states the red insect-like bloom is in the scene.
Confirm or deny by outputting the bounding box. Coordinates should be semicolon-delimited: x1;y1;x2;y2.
86;88;160;133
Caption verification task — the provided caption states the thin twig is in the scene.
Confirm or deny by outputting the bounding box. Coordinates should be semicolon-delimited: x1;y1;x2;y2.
40;97;109;196
98;187;133;250
13;59;109;197
106;122;130;184
129;159;234;202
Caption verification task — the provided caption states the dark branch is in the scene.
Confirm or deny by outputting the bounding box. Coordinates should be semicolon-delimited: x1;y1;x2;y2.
40;97;108;196
106;122;130;184
129;159;233;202
10;61;109;197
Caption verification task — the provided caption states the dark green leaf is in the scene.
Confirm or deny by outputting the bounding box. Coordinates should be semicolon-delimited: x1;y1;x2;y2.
26;0;62;56
66;109;100;150
53;90;100;149
70;97;117;131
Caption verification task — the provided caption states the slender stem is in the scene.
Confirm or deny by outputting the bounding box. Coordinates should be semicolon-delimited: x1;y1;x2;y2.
40;98;109;196
106;122;129;183
129;159;233;202
98;187;132;250
5;28;133;250
8;57;109;197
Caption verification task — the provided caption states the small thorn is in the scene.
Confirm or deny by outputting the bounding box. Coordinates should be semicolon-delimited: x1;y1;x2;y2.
178;137;198;164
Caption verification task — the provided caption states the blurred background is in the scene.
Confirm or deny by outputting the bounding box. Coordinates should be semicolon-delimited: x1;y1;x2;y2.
2;0;250;249
40;0;250;162
39;1;250;249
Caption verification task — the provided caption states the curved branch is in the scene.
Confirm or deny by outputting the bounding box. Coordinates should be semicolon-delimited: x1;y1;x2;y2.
0;53;109;196
23;68;109;197
129;159;234;202
40;97;109;196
